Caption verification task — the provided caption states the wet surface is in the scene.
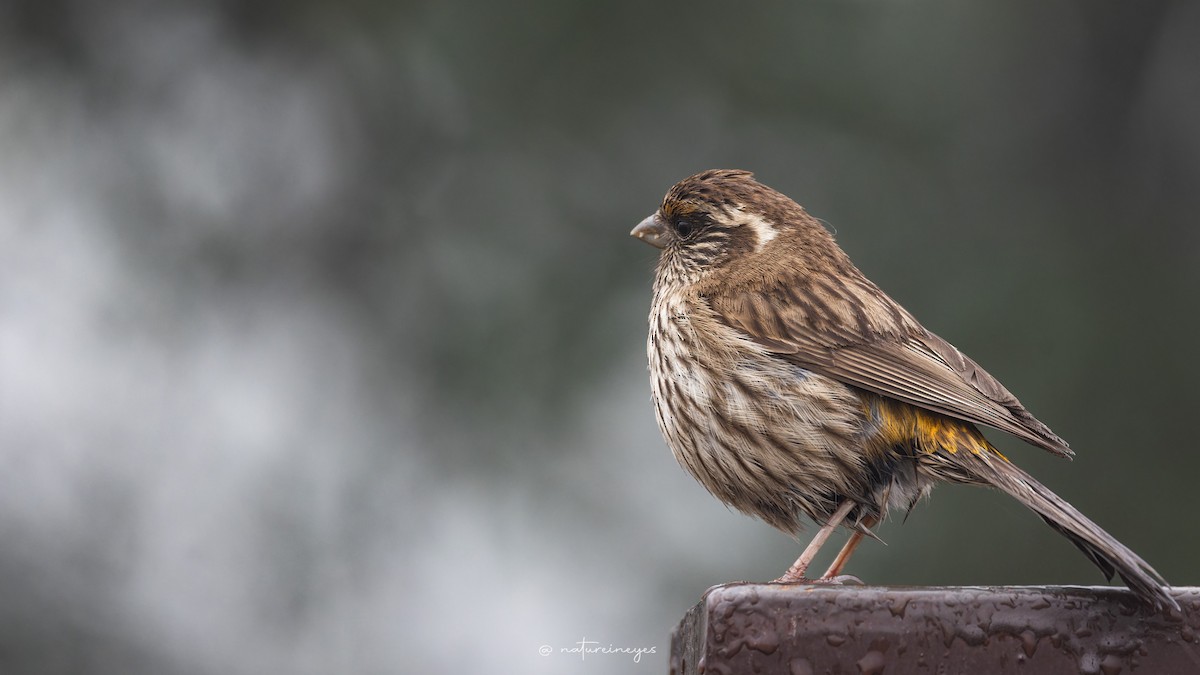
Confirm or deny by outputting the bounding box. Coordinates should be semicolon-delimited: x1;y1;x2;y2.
669;585;1200;674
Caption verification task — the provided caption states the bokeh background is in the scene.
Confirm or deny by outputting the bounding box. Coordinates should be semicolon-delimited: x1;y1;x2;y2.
2;1;1198;673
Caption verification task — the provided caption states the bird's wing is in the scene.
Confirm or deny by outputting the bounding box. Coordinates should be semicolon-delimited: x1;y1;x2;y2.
709;284;1073;458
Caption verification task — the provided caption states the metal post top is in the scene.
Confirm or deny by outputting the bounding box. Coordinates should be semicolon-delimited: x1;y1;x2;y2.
670;584;1200;675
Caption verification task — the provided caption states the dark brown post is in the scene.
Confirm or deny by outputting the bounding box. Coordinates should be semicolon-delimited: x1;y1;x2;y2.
670;585;1199;674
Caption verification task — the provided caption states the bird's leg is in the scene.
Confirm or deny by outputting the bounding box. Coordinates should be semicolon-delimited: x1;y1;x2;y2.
774;500;856;583
820;532;865;580
820;515;879;580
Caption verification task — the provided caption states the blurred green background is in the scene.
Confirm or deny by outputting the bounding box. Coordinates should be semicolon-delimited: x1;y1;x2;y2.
1;1;1197;673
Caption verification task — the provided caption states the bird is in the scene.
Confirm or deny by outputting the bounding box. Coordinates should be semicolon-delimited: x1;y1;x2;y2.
630;169;1176;611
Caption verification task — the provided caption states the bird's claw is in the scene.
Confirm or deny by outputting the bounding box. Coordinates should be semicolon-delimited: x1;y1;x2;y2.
771;574;865;586
820;574;865;585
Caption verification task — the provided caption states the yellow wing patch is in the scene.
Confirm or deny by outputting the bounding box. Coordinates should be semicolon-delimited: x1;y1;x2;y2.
867;395;1005;460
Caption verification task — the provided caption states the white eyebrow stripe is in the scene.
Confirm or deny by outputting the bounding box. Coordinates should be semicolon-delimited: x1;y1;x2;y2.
740;211;778;252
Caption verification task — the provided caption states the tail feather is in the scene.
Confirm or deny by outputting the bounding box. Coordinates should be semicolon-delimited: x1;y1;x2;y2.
958;455;1177;612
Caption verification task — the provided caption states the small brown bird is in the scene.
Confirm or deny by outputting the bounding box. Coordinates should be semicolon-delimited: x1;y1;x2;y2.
631;169;1175;610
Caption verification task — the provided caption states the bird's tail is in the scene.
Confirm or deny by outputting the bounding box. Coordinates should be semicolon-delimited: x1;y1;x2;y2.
949;450;1177;612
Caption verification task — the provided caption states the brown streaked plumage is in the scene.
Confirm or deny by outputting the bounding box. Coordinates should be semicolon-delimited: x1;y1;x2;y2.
631;169;1175;611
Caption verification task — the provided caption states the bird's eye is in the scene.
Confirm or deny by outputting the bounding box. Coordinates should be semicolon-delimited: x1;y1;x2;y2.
673;216;703;239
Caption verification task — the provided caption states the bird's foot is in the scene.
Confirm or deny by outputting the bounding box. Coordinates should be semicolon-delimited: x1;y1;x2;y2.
770;573;865;586
819;573;865;585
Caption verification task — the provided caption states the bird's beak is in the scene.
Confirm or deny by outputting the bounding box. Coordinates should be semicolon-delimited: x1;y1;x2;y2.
630;214;669;249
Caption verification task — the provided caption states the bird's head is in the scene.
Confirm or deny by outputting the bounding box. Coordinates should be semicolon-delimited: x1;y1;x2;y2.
631;170;834;285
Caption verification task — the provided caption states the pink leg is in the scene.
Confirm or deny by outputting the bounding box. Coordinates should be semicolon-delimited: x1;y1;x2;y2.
820;515;878;579
774;500;857;583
